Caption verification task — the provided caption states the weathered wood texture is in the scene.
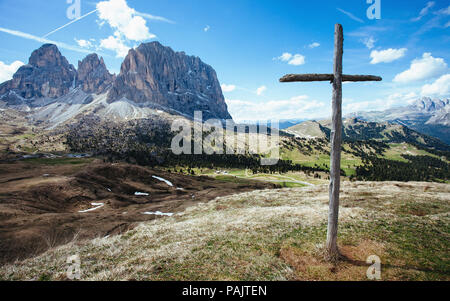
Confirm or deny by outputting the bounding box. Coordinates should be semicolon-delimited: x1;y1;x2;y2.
326;23;344;257
278;23;382;260
279;74;382;82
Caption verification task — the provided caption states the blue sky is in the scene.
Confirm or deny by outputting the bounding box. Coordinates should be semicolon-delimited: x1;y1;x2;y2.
0;0;449;121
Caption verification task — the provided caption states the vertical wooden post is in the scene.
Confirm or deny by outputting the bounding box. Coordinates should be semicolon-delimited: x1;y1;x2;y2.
326;24;343;258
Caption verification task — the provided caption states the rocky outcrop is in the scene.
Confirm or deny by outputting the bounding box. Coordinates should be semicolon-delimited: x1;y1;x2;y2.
0;44;77;103
0;42;233;122
107;42;232;121
77;54;114;94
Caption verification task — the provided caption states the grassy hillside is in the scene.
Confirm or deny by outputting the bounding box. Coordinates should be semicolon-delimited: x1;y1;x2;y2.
1;113;448;183
279;136;449;181
281;119;450;182
287;118;449;151
1;181;448;281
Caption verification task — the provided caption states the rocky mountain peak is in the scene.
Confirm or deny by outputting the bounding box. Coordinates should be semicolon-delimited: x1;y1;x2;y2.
0;44;77;103
77;53;114;94
28;44;71;69
1;42;233;123
108;41;232;121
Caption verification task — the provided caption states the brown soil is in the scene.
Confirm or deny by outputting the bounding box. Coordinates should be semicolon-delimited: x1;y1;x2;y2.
0;161;278;265
280;240;386;281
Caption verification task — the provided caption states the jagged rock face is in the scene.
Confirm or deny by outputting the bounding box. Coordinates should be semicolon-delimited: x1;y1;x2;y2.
0;44;77;102
77;54;114;94
107;42;232;121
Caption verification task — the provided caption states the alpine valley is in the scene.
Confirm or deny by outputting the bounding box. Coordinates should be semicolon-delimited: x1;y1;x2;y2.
0;42;448;179
0;43;448;280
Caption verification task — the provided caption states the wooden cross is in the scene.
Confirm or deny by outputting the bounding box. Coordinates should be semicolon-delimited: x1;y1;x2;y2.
279;24;382;258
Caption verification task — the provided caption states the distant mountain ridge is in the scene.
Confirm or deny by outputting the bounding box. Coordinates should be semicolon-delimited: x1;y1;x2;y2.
348;97;449;144
0;42;232;125
285;117;449;151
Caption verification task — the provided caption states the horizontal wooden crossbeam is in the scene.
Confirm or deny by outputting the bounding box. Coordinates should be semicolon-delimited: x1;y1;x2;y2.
279;74;382;83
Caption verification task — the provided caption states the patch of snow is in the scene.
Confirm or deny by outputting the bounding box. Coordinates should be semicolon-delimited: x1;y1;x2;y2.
152;175;173;187
78;202;104;213
135;192;149;196
142;211;174;217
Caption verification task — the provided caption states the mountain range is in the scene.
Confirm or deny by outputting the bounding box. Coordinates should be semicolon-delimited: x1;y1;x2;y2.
0;42;231;128
348;98;449;144
0;42;448;156
284;117;449;151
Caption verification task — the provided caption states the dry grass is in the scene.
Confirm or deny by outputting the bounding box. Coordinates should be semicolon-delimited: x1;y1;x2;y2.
0;181;449;281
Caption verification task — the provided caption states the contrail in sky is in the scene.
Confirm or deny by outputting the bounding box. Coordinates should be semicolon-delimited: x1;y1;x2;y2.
0;27;91;54
337;8;365;24
43;9;98;38
42;5;174;39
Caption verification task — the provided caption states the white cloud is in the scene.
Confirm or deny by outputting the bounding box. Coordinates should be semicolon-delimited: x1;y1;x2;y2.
204;25;210;32
276;53;292;62
435;5;450;16
308;42;320;49
97;0;155;41
274;52;305;66
221;84;236;92
75;39;93;48
362;37;376;49
387;92;419;104
124;16;155;41
343;92;418;114
100;34;130;58
393;53;448;83
370;48;407;64
0;60;24;83
421;74;450;96
445;20;450;28
288;54;306;66
256;86;267;96
96;0;159;57
226;95;326;122
411;1;435;22
290;95;309;101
